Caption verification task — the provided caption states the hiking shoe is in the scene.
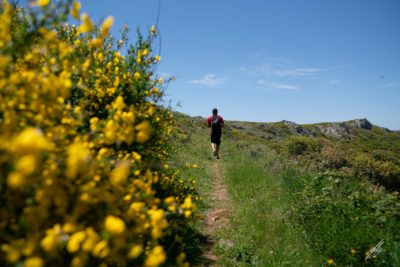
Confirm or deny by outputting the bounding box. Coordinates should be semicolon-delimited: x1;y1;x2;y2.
216;155;220;159
213;150;217;157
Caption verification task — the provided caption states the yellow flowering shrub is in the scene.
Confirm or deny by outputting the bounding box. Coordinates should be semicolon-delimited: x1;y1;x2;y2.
0;1;194;266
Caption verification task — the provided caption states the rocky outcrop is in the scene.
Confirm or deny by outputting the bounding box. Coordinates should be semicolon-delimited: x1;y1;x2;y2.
318;123;352;139
347;119;372;130
227;117;380;141
318;119;374;139
282;120;316;137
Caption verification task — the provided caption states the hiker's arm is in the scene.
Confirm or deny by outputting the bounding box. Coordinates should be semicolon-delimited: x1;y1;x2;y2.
220;117;224;127
207;117;211;127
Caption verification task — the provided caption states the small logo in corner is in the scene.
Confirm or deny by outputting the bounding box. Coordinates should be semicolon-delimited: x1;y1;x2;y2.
365;239;384;261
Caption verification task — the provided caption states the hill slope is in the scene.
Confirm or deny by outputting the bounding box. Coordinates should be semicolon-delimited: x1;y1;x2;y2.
173;113;400;266
216;117;400;191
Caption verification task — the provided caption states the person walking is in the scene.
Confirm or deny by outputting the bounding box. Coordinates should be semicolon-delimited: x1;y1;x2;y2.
207;108;224;159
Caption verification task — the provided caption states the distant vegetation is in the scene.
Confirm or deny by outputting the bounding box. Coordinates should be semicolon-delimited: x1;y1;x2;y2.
228;118;400;192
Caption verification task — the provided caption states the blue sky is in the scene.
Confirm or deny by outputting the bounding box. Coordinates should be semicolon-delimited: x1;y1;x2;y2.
27;0;400;129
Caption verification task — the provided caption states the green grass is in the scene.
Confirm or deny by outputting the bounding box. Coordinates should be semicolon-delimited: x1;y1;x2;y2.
290;171;400;266
169;115;217;265
214;139;319;266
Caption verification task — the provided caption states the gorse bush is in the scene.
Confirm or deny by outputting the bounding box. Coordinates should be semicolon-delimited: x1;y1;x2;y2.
286;136;322;156
0;1;194;266
319;145;348;169
353;153;400;191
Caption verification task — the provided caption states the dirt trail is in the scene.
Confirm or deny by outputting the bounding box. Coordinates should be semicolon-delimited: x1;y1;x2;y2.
201;160;231;266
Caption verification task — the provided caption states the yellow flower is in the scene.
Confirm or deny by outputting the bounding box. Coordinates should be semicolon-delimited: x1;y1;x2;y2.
67;231;86;253
16;155;36;175
101;16;114;36
134;71;141;81
135;121;151;143
78;13;94;33
164;196;175;205
90;38;102;48
143;48;149;57
82;228;100;252
351;248;357;256
104;215;126;234
11;128;50;155
181;196;192;209
104;120;118;143
24;257;44;267
110;161;130;185
327;258;334;265
62;223;75;233
113;95;125;111
90;117;99;131
150;25;156;36
154;55;161;62
34;0;50;7
137;50;143;59
106;87;116;96
66;142;90;179
40;233;58;252
70;2;81;19
127;245;143;259
82;59;90;70
184;210;192;218
92;240;110;258
7;172;25;188
149;209;168;239
130;202;145;213
113;76;120;87
145;246;166;267
97;52;104;61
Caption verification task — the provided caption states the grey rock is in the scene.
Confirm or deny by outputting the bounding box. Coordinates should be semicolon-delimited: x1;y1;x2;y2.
347;118;373;130
318;123;351;139
282;120;315;137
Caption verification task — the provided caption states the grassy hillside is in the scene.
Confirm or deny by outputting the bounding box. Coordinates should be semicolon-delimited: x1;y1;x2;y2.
227;118;400;191
173;113;400;266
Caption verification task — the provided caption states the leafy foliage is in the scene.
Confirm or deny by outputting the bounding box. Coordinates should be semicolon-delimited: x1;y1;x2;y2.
353;153;400;191
286;136;322;156
291;172;400;266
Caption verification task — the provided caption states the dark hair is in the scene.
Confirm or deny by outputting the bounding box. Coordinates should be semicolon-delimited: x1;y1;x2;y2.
212;108;218;114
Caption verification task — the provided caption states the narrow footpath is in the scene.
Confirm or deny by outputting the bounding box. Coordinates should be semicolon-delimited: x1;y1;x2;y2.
201;160;231;266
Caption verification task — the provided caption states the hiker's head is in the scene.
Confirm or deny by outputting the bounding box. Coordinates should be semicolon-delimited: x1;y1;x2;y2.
212;108;218;115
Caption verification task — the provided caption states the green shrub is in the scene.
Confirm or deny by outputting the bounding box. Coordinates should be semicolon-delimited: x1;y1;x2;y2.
286;136;322;156
291;171;400;266
353;154;400;191
320;145;348;169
